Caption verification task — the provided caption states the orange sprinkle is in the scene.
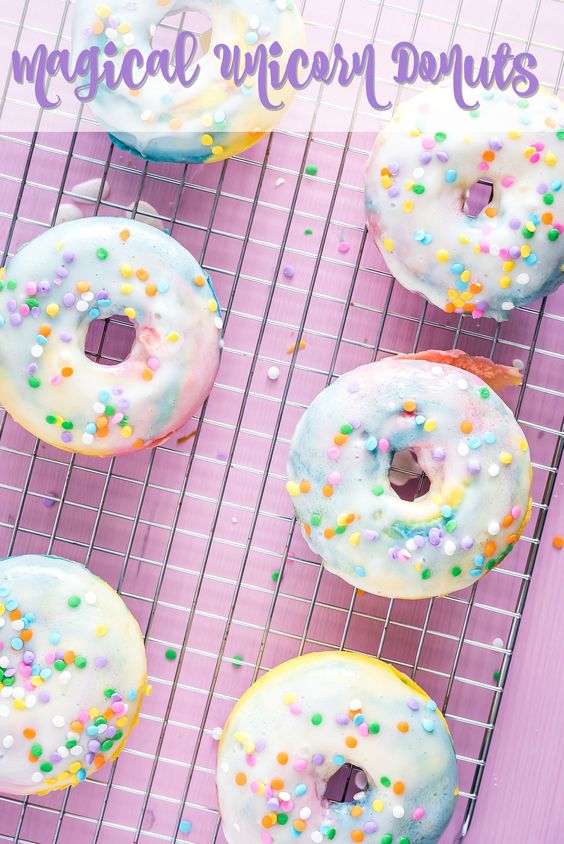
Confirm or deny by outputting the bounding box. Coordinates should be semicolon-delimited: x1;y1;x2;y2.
463;302;474;312
142;369;153;382
541;212;553;225
9;609;21;621
304;524;311;537
553;535;564;550
119;229;130;241
380;167;391;176
92;20;104;36
484;541;497;557
484;207;497;218
38;324;51;338
76;281;90;293
403;400;417;413
345;513;355;524
96;416;109;429
145;284;158;297
299;480;311;493
20;629;32;642
444;302;456;314
294;820;307;832
393;781;405;795
96;427;108;438
507;533;519;545
277;752;288;765
397;721;409;733
460;420;473;434
94;755;105;769
322;484;333;498
133;439;144;449
23;728;36;739
28;752;38;762
482;150;495;162
235;772;247;786
194;274;206;287
351;831;365;842
271;777;284;790
502;515;514;529
350;805;363;817
70;720;83;733
345;736;358;748
136;269;149;281
61;366;74;378
262;815;275;829
63;651;76;664
324;528;335;539
287;340;307;354
470;281;483;294
334;433;348;446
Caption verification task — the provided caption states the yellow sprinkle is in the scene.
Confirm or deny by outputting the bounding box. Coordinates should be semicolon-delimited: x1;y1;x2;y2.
454;787;461;797
372;799;384;812
402;201;414;213
454;298;464;308
415;561;422;571
499;452;513;465
31;676;42;687
117;22;131;34
116;717;128;728
201;113;213;128
46;303;60;317
208;299;218;313
473;244;481;253
436;249;449;262
526;221;536;233
424;419;437;432
499;275;511;289
244;742;255;755
337;514;348;527
201;134;214;146
409;129;421;137
502;260;515;272
120;263;133;278
286;481;301;497
13;699;25;711
96;624;108;637
349;532;360;546
283;693;296;705
404;180;414;190
121;426;132;439
212;146;224;156
89;708;99;719
545;152;557;166
120;229;130;241
447;289;458;300
381;175;392;189
143;369;153;382
460;269;471;282
56;242;64;252
120;283;133;295
521;245;531;258
68;762;81;774
461;291;472;301
167;332;180;343
95;4;111;17
507;130;521;139
124;307;136;319
383;238;394;252
458;235;470;244
519;438;528;452
524;146;535;159
0;603;4;614
234;731;247;745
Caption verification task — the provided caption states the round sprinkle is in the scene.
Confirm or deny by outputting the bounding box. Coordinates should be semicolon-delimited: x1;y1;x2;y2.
67;596;81;608
165;649;177;661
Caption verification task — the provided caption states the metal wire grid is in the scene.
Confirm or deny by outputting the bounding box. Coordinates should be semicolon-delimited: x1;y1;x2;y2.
0;0;562;843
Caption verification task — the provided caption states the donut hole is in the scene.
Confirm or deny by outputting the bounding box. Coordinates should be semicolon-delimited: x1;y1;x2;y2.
463;179;494;217
151;10;213;64
389;449;430;501
324;764;370;805
85;316;136;366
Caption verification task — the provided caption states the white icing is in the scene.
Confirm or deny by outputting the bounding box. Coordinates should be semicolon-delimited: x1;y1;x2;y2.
365;86;564;321
0;555;147;796
287;357;532;599
0;217;221;456
217;652;458;843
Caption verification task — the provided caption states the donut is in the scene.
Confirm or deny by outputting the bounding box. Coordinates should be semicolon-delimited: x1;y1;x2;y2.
0;217;222;456
0;554;148;796
286;352;532;599
72;0;305;163
365;85;564;320
217;651;458;843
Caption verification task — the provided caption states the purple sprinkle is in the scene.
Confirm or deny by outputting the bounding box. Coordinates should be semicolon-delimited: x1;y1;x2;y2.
460;536;474;550
387;187;400;198
105;725;117;738
96;290;109;300
59;331;73;343
389;546;399;559
112;387;123;395
217;451;228;461
266;797;279;810
467;459;481;475
31;307;40;318
88;740;100;752
50;753;62;764
23;651;35;665
63;294;75;307
509;218;521;230
348;382;360;394
408;698;420;711
414;534;425;547
255;738;266;753
429;528;441;547
419;153;432;165
61;432;73;444
84;752;95;765
363;529;380;542
4;668;15;678
489;138;503;151
336;714;350;726
436;150;449;162
118;399;130;411
38;280;51;294
536;183;548;195
283;265;295;279
38;692;50;703
63;252;76;263
56;266;69;279
388;161;400;175
349;419;361;429
7;299;17;313
53;277;63;287
55;649;64;659
312;754;325;766
95;656;108;669
27;363;38;375
364;822;378;834
432;448;445;462
509;245;521;258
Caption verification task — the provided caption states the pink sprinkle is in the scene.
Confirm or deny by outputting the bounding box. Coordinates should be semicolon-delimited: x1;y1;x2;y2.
245;754;256;767
111;413;124;425
413;807;426;821
338;242;350;254
478;161;489;171
479;242;490;253
25;282;37;296
50;375;63;385
19;304;30;316
290;703;302;716
261;832;273;844
19;664;32;677
422;138;435;150
530;152;540;163
499;248;509;260
147;356;160;371
533;141;544;151
111;702;124;714
24;680;34;691
358;723;369;737
378;438;390;452
501;177;515;188
78;710;89;723
279;800;294;811
293;758;307;772
511;505;522;519
45;652;55;665
472;309;484;320
251;781;260;794
328;471;341;485
327;447;341;461
555;223;563;234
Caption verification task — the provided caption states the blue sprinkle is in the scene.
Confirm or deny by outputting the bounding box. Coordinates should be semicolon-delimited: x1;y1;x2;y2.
484;432;496;444
31;665;40;675
353;714;365;725
76;769;86;781
157;281;169;294
295;783;307;796
414;229;425;242
415;415;425;426
0;587;9;597
98;299;111;308
161;93;173;105
24;612;36;623
530;213;540;225
366;437;378;452
40;668;52;680
128;689;137;701
445;169;457;183
450;263;464;275
99;390;110;402
354;566;366;577
37;335;48;345
86;423;97;435
427;699;437;711
179;820;192;835
332;754;345;765
524;253;538;265
89;308;101;319
422;233;433;245
49;632;61;645
474;554;485;567
469;436;481;449
470;568;483;577
441;505;452;518
551;179;562;191
87;726;98;736
11;637;23;650
245;31;259;45
422;719;435;733
6;599;18;611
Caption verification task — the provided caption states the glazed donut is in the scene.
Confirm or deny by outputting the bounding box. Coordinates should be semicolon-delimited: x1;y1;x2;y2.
0;555;148;796
73;0;305;163
217;651;458;843
365;85;564;321
0;217;221;457
286;352;532;599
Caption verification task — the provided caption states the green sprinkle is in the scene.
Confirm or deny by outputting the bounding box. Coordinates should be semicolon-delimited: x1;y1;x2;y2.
469;109;480;118
271;570;280;582
2;676;14;686
277;813;289;825
305;165;318;176
340;423;353;435
304;228;313;235
311;513;321;526
434;132;447;142
31;743;43;758
451;566;462;577
480;387;490;399
421;568;431;580
94;716;107;726
231;655;243;668
75;656;87;669
372;485;384;496
104;688;116;699
412;184;425;194
113;730;123;742
40;762;53;773
66;739;77;749
101;739;113;752
327;831;336;841
445;520;457;533
7;280;17;290
105;405;116;417
368;722;380;734
61;420;73;430
311;713;323;726
0;283;4;292
45;415;57;425
557;130;564;140
28;376;41;389
399;838;411;844
165;649;177;661
335;525;346;534
68;595;81;608
380;776;391;787
543;193;554;205
486;559;497;570
96;248;109;260
493;670;500;682
53;659;66;672
26;298;39;309
522;227;534;239
381;834;393;844
548;229;560;241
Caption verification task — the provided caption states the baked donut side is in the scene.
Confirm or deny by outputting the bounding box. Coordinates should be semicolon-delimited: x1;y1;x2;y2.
217;651;458;843
0;217;222;457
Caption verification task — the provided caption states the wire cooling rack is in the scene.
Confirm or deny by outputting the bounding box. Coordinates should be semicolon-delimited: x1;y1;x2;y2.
0;0;563;842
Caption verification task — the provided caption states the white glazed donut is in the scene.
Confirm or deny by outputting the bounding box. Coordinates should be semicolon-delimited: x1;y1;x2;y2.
286;352;532;599
365;85;564;320
217;651;458;844
72;0;305;163
0;217;221;456
0;555;148;796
